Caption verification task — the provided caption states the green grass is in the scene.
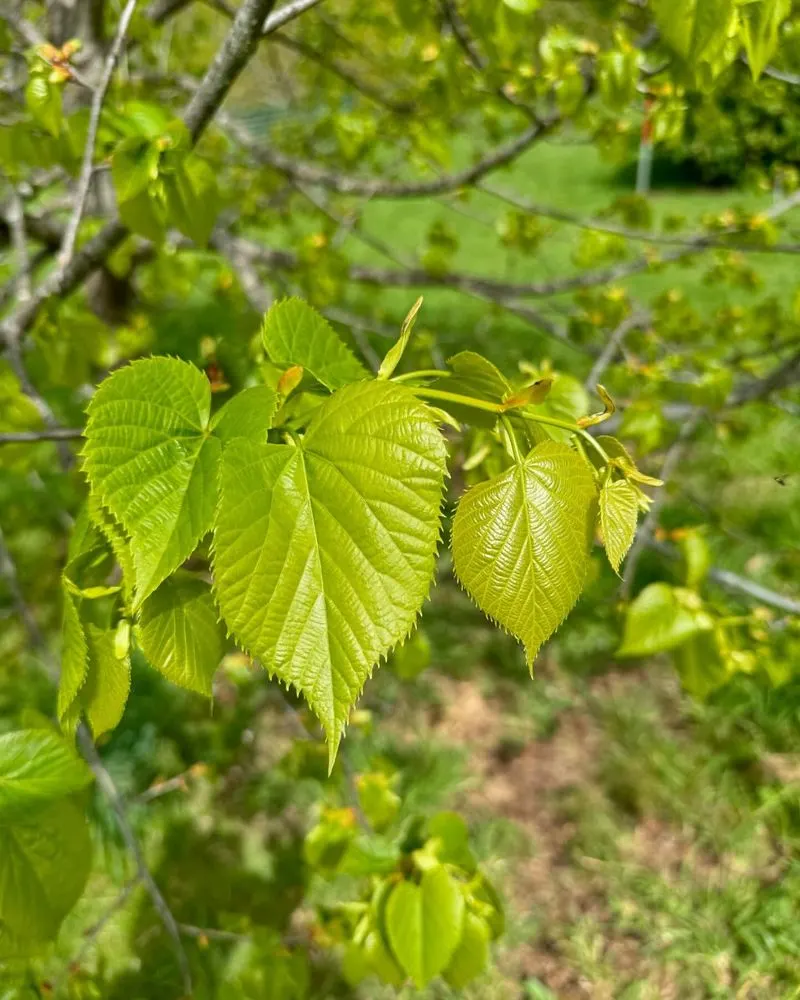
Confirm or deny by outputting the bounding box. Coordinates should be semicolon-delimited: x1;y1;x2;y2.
267;136;800;374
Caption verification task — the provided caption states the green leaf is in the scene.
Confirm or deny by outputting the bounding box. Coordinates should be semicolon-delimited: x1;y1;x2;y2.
0;731;92;818
503;0;540;10
385;866;465;988
452;441;597;669
77;624;131;739
740;0;791;78
111;136;158;204
163;155;220;247
137;572;224;697
430;351;511;428
427;811;476;873
25;75;62;137
261;299;368;391
117;188;167;243
83;357;221;607
213;380;446;764
679;529;711;590
617;583;713;658
377;297;423;380
59;586;89;721
210;385;278;444
443;912;491;988
363;929;404;986
0;798;92;944
674;629;730;699
527;372;589;443
598;478;639;574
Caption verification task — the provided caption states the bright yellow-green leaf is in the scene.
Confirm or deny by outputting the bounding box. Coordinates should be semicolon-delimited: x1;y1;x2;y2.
443;912;491;989
740;0;791;78
83;357;221;607
378;296;423;380
210;385;278;445
599;478;639;574
618;583;713;657
452;441;597;669
0;798;92;945
385;866;465;988
261;298;368;391
0;731;92;819
213;380;446;764
137;572;224;696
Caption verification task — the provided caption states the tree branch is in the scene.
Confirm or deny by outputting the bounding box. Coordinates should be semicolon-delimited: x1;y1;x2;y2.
729;346;800;404
183;0;278;140
0;428;83;444
4;183;32;303
584;310;649;390
481;183;800;255
57;0;139;273
237;118;553;198
76;725;193;995
262;0;325;33
0;0;290;347
272;33;414;113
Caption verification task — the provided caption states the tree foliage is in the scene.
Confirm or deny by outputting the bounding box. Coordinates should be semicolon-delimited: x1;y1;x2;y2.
1;0;800;994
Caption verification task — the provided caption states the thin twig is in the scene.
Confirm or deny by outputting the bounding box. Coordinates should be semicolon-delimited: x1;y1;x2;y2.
4;183;32;302
584;310;649;390
58;0;140;273
648;540;800;616
76;725;193;995
262;0;324;33
0;428;83;444
179;922;250;942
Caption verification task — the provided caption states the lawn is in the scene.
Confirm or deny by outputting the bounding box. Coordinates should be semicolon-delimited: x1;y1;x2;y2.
279;137;800;372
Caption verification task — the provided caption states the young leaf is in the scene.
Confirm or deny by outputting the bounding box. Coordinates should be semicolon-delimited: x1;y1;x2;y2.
117;188;166;243
377;296;423;380
0;731;92;818
111;136;158;204
163;155;220;247
210;385;278;444
83;357;221;606
617;583;713;657
443;912;491;989
213;380;446;764
385;866;465;988
59;587;89;721
72;624;131;739
137;572;224;697
0;798;92;945
598;478;639;574
740;0;791;79
429;351;511;429
674;628;730;699
261;299;367;391
596;435;663;486
25;75;62;137
452;441;596;669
